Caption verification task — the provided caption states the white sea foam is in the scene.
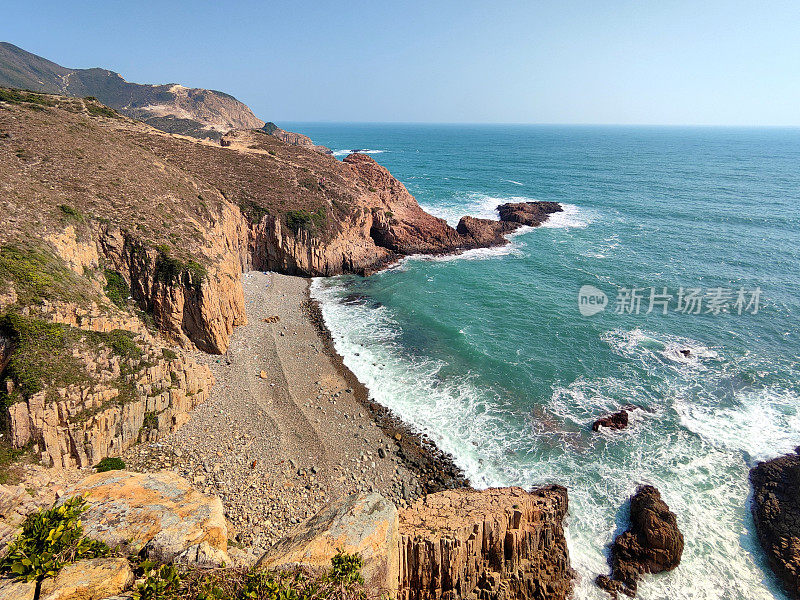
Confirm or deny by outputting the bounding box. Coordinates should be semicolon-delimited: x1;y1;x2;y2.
309;290;795;600
331;148;386;157
541;203;593;229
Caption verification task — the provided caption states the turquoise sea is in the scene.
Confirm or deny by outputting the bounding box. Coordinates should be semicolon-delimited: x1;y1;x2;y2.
292;123;800;599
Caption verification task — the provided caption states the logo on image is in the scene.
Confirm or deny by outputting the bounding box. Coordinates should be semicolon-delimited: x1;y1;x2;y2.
578;285;608;316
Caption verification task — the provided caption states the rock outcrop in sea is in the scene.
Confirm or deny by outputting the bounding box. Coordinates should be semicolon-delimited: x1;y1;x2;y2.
750;449;800;599
596;485;684;597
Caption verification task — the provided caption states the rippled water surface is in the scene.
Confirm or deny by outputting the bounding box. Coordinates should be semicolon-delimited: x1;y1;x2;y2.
288;123;800;599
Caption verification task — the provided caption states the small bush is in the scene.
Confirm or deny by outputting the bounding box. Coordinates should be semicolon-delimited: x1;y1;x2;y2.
95;457;125;472
330;551;364;585
0;88;56;107
286;209;326;234
0;244;94;306
142;411;158;431
86;103;118;118
131;552;366;600
104;329;143;360
154;247;207;291
134;562;183;600
58;204;85;222
162;348;178;361
104;269;131;308
0;313;87;402
0;496;110;584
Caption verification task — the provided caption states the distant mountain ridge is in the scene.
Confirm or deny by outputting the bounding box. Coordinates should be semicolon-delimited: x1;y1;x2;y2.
0;41;264;139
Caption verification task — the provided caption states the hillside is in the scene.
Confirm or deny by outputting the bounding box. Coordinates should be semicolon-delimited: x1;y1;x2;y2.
0;42;264;139
0;87;552;473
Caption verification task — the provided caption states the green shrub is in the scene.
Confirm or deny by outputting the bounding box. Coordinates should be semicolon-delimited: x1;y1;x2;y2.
104;269;131;308
134;562;183;600
0;313;87;402
162;348;178;361
0;497;110;585
130;552;365;600
104;329;143;360
95;457;125;472
58;204;85;222
330;551;364;585
285;209;326;234
86;103;118;118
154;247;206;291
0;89;56;107
0;244;94;306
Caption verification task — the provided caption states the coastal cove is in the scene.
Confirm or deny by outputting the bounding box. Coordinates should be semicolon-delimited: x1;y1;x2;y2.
305;123;800;600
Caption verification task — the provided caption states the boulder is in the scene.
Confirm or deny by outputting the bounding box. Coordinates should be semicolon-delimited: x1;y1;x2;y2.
0;484;51;552
592;410;629;432
456;216;519;246
596;485;683;597
258;493;398;595
0;578;36;600
497;201;563;227
397;486;573;600
64;470;228;565
750;449;800;599
39;558;134;600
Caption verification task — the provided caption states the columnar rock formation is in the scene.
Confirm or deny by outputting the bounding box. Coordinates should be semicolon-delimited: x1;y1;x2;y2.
4;302;213;469
397;486;573;600
750;449;800;599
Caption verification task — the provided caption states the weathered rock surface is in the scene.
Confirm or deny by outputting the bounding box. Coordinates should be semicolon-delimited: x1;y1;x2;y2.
497;202;563;227
456;216;519;247
0;484;49;552
39;557;134;600
596;485;683;597
397;486;573;600
258;493;399;595
65;470;228;565
5;308;214;469
750;449;800;599
0;578;36;600
592;410;629;432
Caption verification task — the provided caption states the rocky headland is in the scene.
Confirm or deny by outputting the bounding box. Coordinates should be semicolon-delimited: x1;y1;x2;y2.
0;86;571;599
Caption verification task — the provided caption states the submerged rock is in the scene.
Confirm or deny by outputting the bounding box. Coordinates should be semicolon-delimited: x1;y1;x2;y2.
750;449;800;599
592;410;630;432
596;485;684;597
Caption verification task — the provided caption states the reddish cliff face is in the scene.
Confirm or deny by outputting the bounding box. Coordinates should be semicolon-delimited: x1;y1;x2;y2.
0;91;561;356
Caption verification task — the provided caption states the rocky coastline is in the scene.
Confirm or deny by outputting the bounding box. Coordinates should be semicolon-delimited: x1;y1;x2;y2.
0;89;576;599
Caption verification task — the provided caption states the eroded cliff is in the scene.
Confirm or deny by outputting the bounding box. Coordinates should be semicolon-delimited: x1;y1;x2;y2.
0;89;559;470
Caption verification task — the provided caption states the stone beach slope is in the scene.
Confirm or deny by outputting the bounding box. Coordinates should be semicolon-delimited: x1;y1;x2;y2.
123;272;467;555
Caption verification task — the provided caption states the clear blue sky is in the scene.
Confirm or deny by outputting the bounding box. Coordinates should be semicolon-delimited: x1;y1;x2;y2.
4;0;800;125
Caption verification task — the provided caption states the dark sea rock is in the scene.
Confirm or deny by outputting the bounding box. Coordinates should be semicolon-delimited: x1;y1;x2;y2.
596;485;684;597
592;410;630;432
750;449;800;599
497;200;563;226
